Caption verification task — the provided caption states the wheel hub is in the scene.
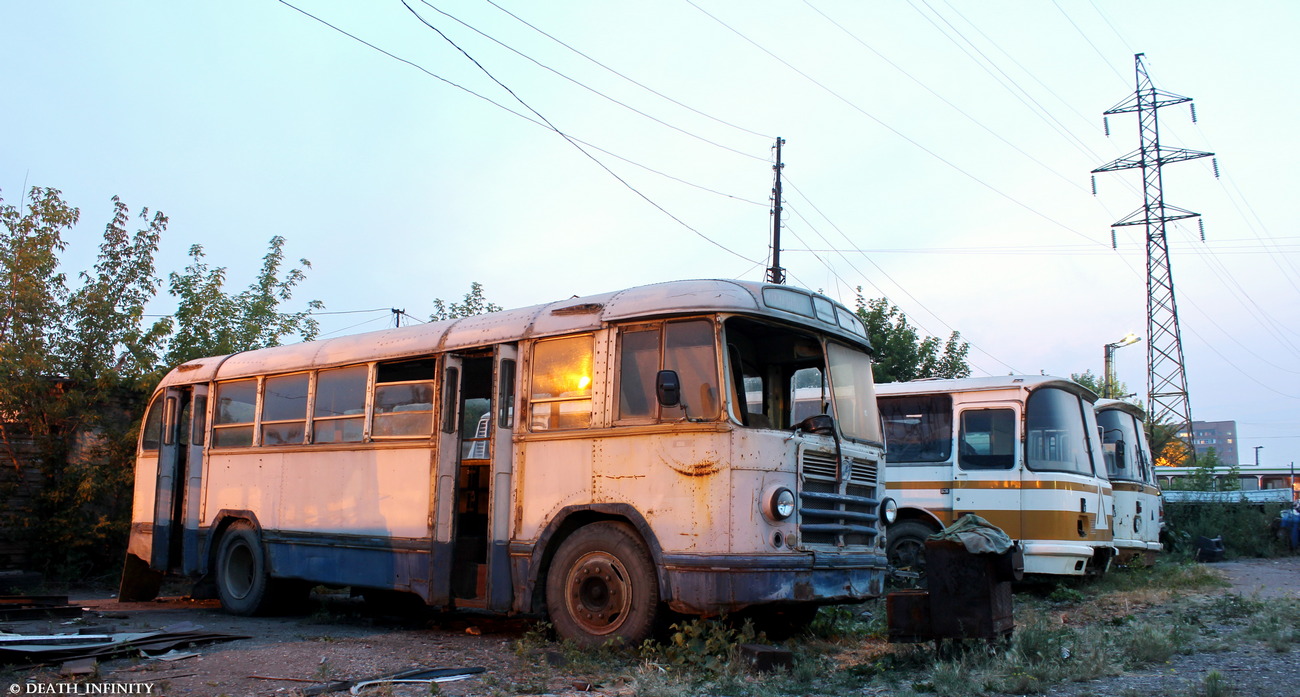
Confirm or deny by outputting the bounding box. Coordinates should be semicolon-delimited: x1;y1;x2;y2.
566;551;632;635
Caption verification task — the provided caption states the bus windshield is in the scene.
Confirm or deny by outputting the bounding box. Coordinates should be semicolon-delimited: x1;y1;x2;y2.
723;317;881;443
1098;409;1152;484
1026;387;1099;477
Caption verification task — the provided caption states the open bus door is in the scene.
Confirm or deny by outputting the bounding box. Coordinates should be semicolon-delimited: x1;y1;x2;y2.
150;384;207;573
432;346;517;611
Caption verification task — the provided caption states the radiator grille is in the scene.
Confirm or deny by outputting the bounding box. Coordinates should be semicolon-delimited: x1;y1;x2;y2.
798;448;881;547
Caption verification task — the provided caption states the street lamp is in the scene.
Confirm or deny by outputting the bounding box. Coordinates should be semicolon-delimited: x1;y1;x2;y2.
1103;333;1142;399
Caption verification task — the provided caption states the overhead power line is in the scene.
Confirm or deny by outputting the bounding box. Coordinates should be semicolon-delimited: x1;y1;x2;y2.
683;0;1110;250
482;0;772;140
275;0;764;261
397;0;760;265
416;1;767;162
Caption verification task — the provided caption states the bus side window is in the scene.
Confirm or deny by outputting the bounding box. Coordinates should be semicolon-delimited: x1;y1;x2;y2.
664;320;719;419
213;379;257;447
373;358;437;438
878;395;953;463
958;409;1015;469
313;365;367;443
262;373;309;446
530;335;593;431
617;327;660;421
140;396;165;452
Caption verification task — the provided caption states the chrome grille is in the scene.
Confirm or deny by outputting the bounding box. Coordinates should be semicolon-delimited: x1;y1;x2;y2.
798;448;881;548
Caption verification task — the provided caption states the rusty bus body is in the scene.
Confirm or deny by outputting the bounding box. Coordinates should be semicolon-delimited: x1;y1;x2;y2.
121;279;889;645
878;376;1116;577
1095;399;1163;564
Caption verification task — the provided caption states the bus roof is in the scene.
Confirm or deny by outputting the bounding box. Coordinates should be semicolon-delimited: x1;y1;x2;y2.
875;375;1099;402
155;279;871;389
1095;399;1146;420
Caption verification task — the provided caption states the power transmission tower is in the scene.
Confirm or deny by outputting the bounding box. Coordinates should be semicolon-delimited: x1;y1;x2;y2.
1092;53;1212;460
766;137;786;284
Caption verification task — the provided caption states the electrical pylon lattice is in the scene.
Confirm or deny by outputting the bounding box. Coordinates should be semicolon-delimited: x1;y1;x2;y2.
1092;53;1212;459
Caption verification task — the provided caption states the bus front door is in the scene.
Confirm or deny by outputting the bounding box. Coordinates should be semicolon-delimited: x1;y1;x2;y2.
150;385;207;574
951;406;1020;538
433;347;516;611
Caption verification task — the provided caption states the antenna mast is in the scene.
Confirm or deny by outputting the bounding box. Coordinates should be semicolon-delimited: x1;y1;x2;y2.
1092;53;1213;460
766;137;786;284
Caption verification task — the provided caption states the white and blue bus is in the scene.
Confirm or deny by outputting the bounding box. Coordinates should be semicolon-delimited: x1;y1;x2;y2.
121;279;889;645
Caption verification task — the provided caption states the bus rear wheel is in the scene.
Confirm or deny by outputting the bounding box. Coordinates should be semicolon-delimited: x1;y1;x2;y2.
546;521;659;647
216;522;273;616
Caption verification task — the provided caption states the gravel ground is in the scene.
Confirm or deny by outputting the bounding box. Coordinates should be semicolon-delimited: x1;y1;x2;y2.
1042;556;1300;697
2;557;1298;697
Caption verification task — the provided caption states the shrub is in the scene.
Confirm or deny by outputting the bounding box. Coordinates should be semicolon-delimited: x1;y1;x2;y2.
1163;501;1285;559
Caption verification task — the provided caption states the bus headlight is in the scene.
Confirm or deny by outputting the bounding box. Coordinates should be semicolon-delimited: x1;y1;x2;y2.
764;487;796;521
881;497;898;525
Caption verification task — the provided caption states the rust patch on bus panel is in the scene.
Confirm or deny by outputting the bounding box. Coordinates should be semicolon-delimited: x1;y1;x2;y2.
664;456;721;477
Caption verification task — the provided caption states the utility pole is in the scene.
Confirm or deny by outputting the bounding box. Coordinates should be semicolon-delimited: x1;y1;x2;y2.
1254;445;1263;468
392;308;405;328
1092;54;1214;463
766;137;786;285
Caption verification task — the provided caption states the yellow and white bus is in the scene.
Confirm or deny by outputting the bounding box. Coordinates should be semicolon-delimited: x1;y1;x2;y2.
1095;399;1163;564
120;279;889;645
877;376;1115;577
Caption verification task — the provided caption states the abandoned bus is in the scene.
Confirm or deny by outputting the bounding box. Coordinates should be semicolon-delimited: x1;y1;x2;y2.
120;279;889;645
1095;399;1163;564
878;376;1115;577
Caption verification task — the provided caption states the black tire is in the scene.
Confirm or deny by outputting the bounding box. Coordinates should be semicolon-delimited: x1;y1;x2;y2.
215;522;273;616
887;521;936;576
545;521;659;648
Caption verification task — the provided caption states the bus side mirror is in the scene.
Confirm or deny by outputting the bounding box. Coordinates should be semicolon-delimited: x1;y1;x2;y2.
656;370;681;407
1115;440;1126;468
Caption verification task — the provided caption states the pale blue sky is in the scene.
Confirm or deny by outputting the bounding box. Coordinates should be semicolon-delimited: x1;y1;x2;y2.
3;1;1297;466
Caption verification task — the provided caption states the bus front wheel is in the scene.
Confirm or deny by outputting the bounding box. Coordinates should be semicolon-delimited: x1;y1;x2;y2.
215;522;273;616
546;521;659;647
887;521;936;576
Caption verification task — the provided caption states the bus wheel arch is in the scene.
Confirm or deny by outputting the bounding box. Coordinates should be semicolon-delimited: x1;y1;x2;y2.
544;519;660;647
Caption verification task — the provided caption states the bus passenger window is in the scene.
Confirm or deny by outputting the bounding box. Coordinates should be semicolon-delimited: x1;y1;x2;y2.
262;373;308;446
213;379;257;447
140;397;164;452
530;335;593;431
373;358;437;438
958;409;1015;469
313;365;367;443
878;395;953;463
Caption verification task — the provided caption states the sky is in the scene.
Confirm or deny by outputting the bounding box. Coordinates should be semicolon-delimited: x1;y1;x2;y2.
2;1;1297;468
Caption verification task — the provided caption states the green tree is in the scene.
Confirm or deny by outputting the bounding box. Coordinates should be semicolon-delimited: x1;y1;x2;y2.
430;281;502;321
853;292;970;383
0;189;170;575
1186;447;1225;491
164;236;322;365
1;187;323;577
1070;369;1136;401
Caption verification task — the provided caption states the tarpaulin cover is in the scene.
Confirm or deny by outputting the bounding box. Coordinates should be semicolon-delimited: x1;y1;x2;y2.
929;514;1013;554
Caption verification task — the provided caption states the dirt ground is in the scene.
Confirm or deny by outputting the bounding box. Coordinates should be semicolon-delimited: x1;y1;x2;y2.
3;558;1300;697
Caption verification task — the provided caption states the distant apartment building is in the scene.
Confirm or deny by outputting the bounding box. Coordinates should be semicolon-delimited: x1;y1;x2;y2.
1177;420;1239;465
